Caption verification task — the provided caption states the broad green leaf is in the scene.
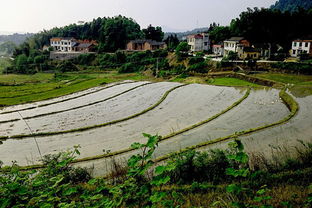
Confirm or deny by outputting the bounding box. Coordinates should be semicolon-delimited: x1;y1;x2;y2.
63;187;78;196
155;166;166;175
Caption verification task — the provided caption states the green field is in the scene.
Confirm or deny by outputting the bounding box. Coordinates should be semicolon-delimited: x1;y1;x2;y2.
207;77;261;87
253;73;312;86
0;72;150;106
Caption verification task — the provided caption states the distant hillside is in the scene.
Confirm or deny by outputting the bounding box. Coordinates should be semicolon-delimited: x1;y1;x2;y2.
271;0;312;12
164;27;209;40
0;33;33;45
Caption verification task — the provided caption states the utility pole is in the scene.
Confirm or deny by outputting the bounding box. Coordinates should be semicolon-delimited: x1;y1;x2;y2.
156;58;159;77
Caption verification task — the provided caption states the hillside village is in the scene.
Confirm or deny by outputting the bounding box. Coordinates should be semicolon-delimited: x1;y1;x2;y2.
47;34;311;62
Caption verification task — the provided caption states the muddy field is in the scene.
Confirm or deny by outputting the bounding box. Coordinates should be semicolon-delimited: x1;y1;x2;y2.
0;81;311;177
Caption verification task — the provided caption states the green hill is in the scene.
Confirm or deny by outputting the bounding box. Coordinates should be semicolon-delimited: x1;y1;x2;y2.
271;0;312;12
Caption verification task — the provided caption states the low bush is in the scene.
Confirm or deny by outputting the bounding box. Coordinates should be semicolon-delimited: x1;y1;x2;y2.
271;62;312;74
167;149;229;184
118;62;143;73
188;57;204;65
56;61;79;73
187;62;208;73
0;136;311;207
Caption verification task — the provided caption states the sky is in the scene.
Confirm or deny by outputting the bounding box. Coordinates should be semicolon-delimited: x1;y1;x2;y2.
0;0;277;34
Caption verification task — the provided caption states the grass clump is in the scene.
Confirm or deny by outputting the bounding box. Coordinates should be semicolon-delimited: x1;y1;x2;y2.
208;77;261;87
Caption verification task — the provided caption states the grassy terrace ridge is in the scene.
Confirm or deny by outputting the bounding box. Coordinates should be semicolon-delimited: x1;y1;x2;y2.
253;72;312;85
0;72;153;107
1;84;187;140
10;87;251;170
155;88;299;163
207;77;261;87
0;82;150;123
0;81;135;115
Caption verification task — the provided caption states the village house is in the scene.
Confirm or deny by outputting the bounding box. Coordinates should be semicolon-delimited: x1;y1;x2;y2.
126;40;167;51
237;46;261;60
187;33;210;52
291;40;312;57
50;37;77;52
50;37;97;53
212;43;224;56
223;37;250;56
49;37;97;60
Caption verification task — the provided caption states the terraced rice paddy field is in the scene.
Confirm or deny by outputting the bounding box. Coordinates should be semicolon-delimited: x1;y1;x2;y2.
0;78;311;177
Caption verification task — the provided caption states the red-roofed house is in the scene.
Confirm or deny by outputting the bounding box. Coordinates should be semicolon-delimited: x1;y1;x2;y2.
187;33;210;52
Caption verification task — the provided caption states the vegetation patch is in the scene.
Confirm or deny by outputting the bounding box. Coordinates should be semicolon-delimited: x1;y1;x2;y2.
207;77;261;87
1;135;311;207
0;72;152;107
254;73;312;85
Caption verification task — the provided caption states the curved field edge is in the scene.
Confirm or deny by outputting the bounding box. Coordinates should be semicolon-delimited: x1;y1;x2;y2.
6;87;250;171
0;77;93;99
0;82;151;123
154;88;299;163
2;84;187;140
0;81;133;115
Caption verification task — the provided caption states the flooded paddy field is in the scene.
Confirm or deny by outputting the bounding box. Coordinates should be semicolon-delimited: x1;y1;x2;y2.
0;80;311;177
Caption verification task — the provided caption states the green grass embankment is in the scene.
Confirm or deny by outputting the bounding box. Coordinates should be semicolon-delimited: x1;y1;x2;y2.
0;72;151;107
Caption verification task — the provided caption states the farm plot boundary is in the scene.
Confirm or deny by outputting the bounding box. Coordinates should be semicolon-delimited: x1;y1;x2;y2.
5;87;251;171
0;84;187;140
0;82;151;123
154;88;299;163
0;81;134;115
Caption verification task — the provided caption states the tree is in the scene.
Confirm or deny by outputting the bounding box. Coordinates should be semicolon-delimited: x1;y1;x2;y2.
15;54;28;74
209;26;231;44
142;25;164;42
175;42;190;61
175;42;189;52
164;34;179;50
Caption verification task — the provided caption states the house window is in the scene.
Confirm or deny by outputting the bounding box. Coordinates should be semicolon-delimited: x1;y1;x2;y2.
305;42;309;47
299;42;302;47
293;42;296;47
293;50;296;54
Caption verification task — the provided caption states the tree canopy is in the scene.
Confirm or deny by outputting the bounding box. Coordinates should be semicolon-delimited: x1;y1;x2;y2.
15;16;144;54
271;0;312;13
142;25;164;42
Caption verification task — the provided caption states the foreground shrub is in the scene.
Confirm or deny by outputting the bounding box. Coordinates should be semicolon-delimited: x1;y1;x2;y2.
118;62;143;73
167;149;229;184
57;61;79;72
187;62;208;73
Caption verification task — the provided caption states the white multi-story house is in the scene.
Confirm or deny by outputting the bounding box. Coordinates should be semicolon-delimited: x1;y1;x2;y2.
212;43;224;56
291;40;312;57
50;37;78;52
187;33;210;52
223;37;250;56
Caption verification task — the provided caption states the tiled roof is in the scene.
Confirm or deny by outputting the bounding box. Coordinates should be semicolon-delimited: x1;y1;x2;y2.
293;39;312;42
225;37;245;42
129;39;166;46
187;34;203;39
77;43;93;48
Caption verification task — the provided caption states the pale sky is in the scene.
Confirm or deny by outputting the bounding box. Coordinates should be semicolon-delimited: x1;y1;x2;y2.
0;0;277;33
